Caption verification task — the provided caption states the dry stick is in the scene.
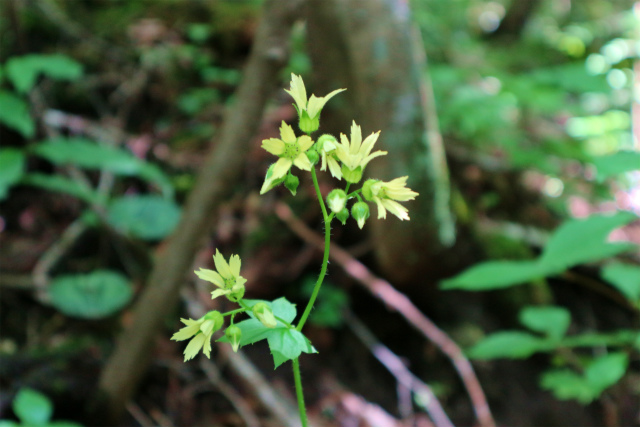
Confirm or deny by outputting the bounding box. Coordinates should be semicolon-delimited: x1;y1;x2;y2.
275;202;496;427
98;0;304;419
345;310;454;427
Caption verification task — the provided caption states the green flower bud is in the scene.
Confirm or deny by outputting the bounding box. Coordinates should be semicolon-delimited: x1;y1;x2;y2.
227;283;245;302
202;310;224;335
252;302;277;328
284;173;300;196
336;207;349;225
351;201;370;229
225;325;242;352
306;148;319;166
341;165;363;184
316;134;337;152
299;110;320;134
361;179;378;201
327;189;347;214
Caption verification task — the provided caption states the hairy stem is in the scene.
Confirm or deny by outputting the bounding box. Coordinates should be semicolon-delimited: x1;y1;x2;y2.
292;358;308;427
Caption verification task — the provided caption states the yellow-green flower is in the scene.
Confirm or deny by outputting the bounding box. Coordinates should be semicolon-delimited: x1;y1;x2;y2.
317;134;342;179
285;74;345;133
195;249;247;301
260;121;313;194
171;311;224;361
336;121;387;183
362;177;419;221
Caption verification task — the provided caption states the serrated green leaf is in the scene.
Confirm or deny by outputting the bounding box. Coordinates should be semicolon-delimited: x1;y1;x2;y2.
49;270;133;319
593;151;640;180
441;260;544;290
6;54;83;93
519;306;571;340
602;262;640;304
13;388;53;425
267;328;315;368
540;369;597;404
107;195;181;240
467;331;550;359
0;148;25;200
539;212;638;272
585;353;628;392
22;173;101;205
0;90;35;138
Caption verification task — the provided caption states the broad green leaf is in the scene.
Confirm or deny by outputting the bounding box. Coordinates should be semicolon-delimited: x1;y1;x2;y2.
561;330;640;348
107;195;181;240
539;212;638;272
32;137;173;196
13;388;52;425
602;262;640;304
267;328;316;368
585;353;628;392
0;149;25;200
243;297;297;324
22;173;101;205
0;90;35;138
519;306;571;340
593;151;640;179
49;270;133;319
441;260;544;290
540;369;597;404
467;331;550;359
6;54;83;93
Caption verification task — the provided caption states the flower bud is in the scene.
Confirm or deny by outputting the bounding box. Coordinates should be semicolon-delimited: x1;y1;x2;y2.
336;207;349;225
202;311;224;335
327;189;347;214
225;325;242;352
341;165;363;184
253;302;277;328
284;173;300;196
306;148;319;166
228;283;245;302
299;110;319;134
316;134;337;152
361;179;378;201
351;201;370;229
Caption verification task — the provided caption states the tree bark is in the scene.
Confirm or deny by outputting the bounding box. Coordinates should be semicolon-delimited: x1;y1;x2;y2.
96;0;303;421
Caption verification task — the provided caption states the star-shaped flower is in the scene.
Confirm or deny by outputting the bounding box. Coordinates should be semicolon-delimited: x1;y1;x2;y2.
171;311;224;361
335;121;387;183
260;121;313;194
195;249;247;302
362;176;419;221
285;74;345;133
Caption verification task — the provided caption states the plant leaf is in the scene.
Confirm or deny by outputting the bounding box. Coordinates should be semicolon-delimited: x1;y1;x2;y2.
585;353;628;392
593;151;640;180
0;90;35;138
6;54;83;93
602;262;640;304
540;369;597;404
441;260;545;290
0;148;25;200
22;173;101;205
267;328;316;368
107;195;181;240
519;306;571;340
467;331;550;359
49;270;133;319
13;388;53;425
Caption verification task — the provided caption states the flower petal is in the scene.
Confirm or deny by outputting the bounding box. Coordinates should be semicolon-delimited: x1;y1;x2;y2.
381;199;410;220
171;321;201;341
213;249;232;279
279;121;297;144
211;288;230;300
293;153;312;171
261;138;285;155
183;333;206;361
229;254;241;277
298;135;313;151
374;197;387;219
284;74;307;111
272;158;292;180
327;157;343;180
202;333;212;358
194;268;224;288
349;121;362;154
306;88;346;118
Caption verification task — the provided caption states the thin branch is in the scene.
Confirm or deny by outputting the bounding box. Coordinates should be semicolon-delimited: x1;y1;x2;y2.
275;202;496;427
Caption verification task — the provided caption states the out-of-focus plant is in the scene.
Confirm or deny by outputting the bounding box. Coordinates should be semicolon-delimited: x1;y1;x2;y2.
0;388;83;427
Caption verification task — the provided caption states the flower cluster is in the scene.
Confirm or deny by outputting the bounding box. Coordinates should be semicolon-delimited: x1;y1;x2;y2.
261;73;418;227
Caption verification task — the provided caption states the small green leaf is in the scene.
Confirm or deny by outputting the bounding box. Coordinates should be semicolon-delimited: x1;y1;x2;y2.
107;195;181;240
585;353;628;392
540;212;638;272
13;388;53;425
602;262;640;304
441;260;544;290
0;149;25;200
49;270;133;319
267;328;316;368
0;90;35;138
468;331;550;359
6;54;83;93
22;173;101;205
593;151;640;180
540;369;597;404
519;306;571;340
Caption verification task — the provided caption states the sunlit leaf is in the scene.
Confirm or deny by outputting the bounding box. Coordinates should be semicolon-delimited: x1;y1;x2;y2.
593;151;640;180
441;260;544;290
13;388;52;425
519;306;571;340
6;54;83;94
602;262;640;304
0;148;25;200
0;90;35;138
467;331;550;359
585;353;628;392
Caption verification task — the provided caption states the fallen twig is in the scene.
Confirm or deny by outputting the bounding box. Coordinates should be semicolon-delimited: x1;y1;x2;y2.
275;202;496;427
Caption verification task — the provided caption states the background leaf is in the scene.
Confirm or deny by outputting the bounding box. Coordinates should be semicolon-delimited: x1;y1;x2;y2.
467;331;550;359
49;270;133;319
0;90;35;138
13;388;53;425
6;54;83;93
22;173;101;205
0;148;25;200
602;262;640;304
107;195;181;240
267;328;316;369
585;353;628;392
593;151;640;179
441;260;544;290
519;306;571;340
540;370;598;404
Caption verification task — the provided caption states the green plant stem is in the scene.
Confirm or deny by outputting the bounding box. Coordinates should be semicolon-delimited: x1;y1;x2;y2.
292;358;308;427
296;167;332;332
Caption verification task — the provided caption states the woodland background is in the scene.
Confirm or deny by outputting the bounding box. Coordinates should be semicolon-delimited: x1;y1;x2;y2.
1;0;639;426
